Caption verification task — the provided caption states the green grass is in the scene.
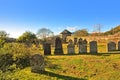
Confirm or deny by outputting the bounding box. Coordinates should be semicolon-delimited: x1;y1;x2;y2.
1;43;120;80
1;54;120;80
47;54;120;80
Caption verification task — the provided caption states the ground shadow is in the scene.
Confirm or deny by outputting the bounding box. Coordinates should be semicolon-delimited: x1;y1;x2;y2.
78;52;120;56
41;71;87;80
45;52;120;57
75;53;119;56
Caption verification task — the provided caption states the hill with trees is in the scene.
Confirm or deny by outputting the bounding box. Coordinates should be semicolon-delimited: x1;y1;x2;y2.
73;29;89;37
104;25;120;35
73;25;120;37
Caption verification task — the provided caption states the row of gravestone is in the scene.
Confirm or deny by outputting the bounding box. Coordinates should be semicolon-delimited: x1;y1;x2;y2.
43;37;98;55
68;38;98;54
44;37;120;55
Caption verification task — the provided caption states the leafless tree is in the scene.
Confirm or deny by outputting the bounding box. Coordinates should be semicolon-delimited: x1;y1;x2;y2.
36;28;54;40
93;24;103;35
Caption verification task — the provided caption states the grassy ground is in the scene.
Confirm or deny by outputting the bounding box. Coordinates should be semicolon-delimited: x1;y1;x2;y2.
1;54;120;80
1;43;120;80
46;54;120;80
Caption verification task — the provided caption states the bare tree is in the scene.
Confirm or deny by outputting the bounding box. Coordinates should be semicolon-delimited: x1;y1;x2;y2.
93;24;103;35
94;24;103;33
36;28;54;40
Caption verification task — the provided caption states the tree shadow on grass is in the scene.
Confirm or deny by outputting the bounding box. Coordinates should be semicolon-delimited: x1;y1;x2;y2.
78;52;120;56
45;52;120;57
42;71;87;80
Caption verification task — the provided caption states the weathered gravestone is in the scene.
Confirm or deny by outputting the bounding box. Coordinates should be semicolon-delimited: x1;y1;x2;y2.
82;39;88;53
90;41;98;53
78;38;88;53
54;37;64;55
78;38;83;53
67;39;75;54
43;42;51;55
118;41;120;51
30;54;45;73
74;38;78;45
108;41;116;51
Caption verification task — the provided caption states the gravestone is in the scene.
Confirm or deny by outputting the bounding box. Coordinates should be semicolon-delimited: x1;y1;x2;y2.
67;39;75;54
74;38;78;45
82;39;88;53
118;41;120;51
78;38;83;53
54;37;64;55
43;42;51;55
90;41;98;53
30;54;45;73
108;41;116;51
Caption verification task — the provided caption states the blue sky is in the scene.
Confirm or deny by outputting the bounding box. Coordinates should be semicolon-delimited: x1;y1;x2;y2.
0;0;120;38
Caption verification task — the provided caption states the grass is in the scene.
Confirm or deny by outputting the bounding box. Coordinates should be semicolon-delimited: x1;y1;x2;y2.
1;54;120;80
1;43;120;80
46;54;120;80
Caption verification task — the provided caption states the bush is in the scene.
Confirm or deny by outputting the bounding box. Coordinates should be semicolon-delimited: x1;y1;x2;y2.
0;43;31;69
0;53;13;72
15;55;30;69
0;43;14;54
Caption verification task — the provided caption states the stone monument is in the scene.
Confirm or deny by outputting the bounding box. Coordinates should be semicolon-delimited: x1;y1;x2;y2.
78;38;83;53
90;41;98;54
54;37;64;55
43;42;51;55
108;41;116;51
30;54;45;73
67;39;75;54
82;39;87;53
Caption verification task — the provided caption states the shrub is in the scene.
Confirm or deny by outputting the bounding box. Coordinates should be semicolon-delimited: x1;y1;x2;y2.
15;55;30;69
0;53;13;72
0;43;14;54
0;43;31;69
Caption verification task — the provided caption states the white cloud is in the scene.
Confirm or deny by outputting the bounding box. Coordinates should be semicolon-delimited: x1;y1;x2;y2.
66;26;78;31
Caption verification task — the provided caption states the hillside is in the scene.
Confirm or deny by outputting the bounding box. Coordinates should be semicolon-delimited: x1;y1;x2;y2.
104;25;120;35
72;25;120;37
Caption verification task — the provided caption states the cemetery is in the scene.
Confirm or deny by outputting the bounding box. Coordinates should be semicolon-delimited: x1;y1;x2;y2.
0;28;120;80
1;0;120;79
43;35;120;55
